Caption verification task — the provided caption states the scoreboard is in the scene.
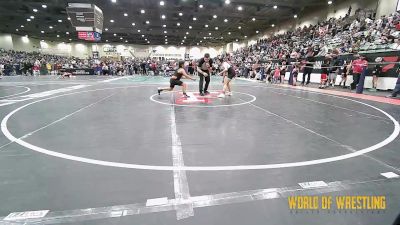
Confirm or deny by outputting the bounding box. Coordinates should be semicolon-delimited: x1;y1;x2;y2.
66;3;103;34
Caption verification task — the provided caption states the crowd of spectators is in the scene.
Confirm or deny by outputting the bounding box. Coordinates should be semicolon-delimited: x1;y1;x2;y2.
1;8;399;82
0;48;184;77
229;8;400;78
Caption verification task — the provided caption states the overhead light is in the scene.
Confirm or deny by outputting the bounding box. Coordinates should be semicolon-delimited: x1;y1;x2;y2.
294;14;298;18
225;0;230;4
221;36;224;39
238;26;241;29
213;15;217;18
106;40;109;42
41;31;44;33
215;27;218;30
224;19;228;22
200;40;203;43
252;18;256;21
235;39;238;41
189;26;192;29
179;12;183;16
163;24;166;27
138;29;141;32
131;23;136;26
113;33;117;36
160;1;165;6
184;36;187;39
16;29;19;31
145;38;147;41
209;32;211;36
120;37;123;40
272;24;275;27
146;21;150;24
182;40;185;42
165;42;168;44
66;32;69;34
193;17;197;21
69;38;72;41
49;26;53;29
57;35;60;37
273;5;278;9
142;34;145;37
42;4;47;8
125;40;128;43
33;9;38;12
165;35;167;38
30;16;35;19
328;1;333;4
161;15;166;19
147;41;150;44
256;30;259;33
58;19;62;23
237;6;243;11
111;0;117;2
186;32;189;34
67;17;71;20
164;30;167;33
177;22;180;26
205;24;209;27
141;9;145;14
228;32;231;35
26;19;31;22
199;4;203;8
124;13;128;17
165;39;168;41
110;19;114;23
197;43;199;45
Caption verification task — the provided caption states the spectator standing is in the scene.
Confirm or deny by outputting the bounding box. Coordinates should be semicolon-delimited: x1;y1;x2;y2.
350;55;368;90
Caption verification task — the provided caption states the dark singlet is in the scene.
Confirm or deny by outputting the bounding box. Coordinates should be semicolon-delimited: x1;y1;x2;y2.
173;69;183;80
170;69;184;88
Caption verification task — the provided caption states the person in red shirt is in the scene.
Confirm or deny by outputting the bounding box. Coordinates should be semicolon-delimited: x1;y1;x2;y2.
350;54;368;90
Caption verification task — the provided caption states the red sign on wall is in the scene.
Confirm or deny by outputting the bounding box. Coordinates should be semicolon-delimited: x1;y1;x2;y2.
77;32;101;41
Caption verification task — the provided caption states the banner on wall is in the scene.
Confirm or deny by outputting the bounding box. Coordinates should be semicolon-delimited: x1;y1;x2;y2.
151;53;183;58
77;31;101;41
62;68;94;75
103;46;117;52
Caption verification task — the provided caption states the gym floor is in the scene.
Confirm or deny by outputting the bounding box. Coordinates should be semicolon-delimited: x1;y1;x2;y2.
0;75;399;225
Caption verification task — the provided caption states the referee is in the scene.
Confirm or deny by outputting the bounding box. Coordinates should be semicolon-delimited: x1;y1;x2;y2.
197;53;213;96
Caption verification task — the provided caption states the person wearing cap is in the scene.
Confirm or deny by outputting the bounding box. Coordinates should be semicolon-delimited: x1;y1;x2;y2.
197;53;213;96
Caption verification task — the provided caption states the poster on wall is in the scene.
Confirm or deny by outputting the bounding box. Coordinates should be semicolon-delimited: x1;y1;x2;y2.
92;51;99;59
184;53;190;60
103;46;117;52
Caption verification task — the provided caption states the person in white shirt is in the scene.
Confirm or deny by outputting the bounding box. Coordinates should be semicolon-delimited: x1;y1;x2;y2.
217;58;236;98
0;63;4;78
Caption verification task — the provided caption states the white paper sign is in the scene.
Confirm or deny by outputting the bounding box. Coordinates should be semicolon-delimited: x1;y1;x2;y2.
298;181;328;189
4;210;49;221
